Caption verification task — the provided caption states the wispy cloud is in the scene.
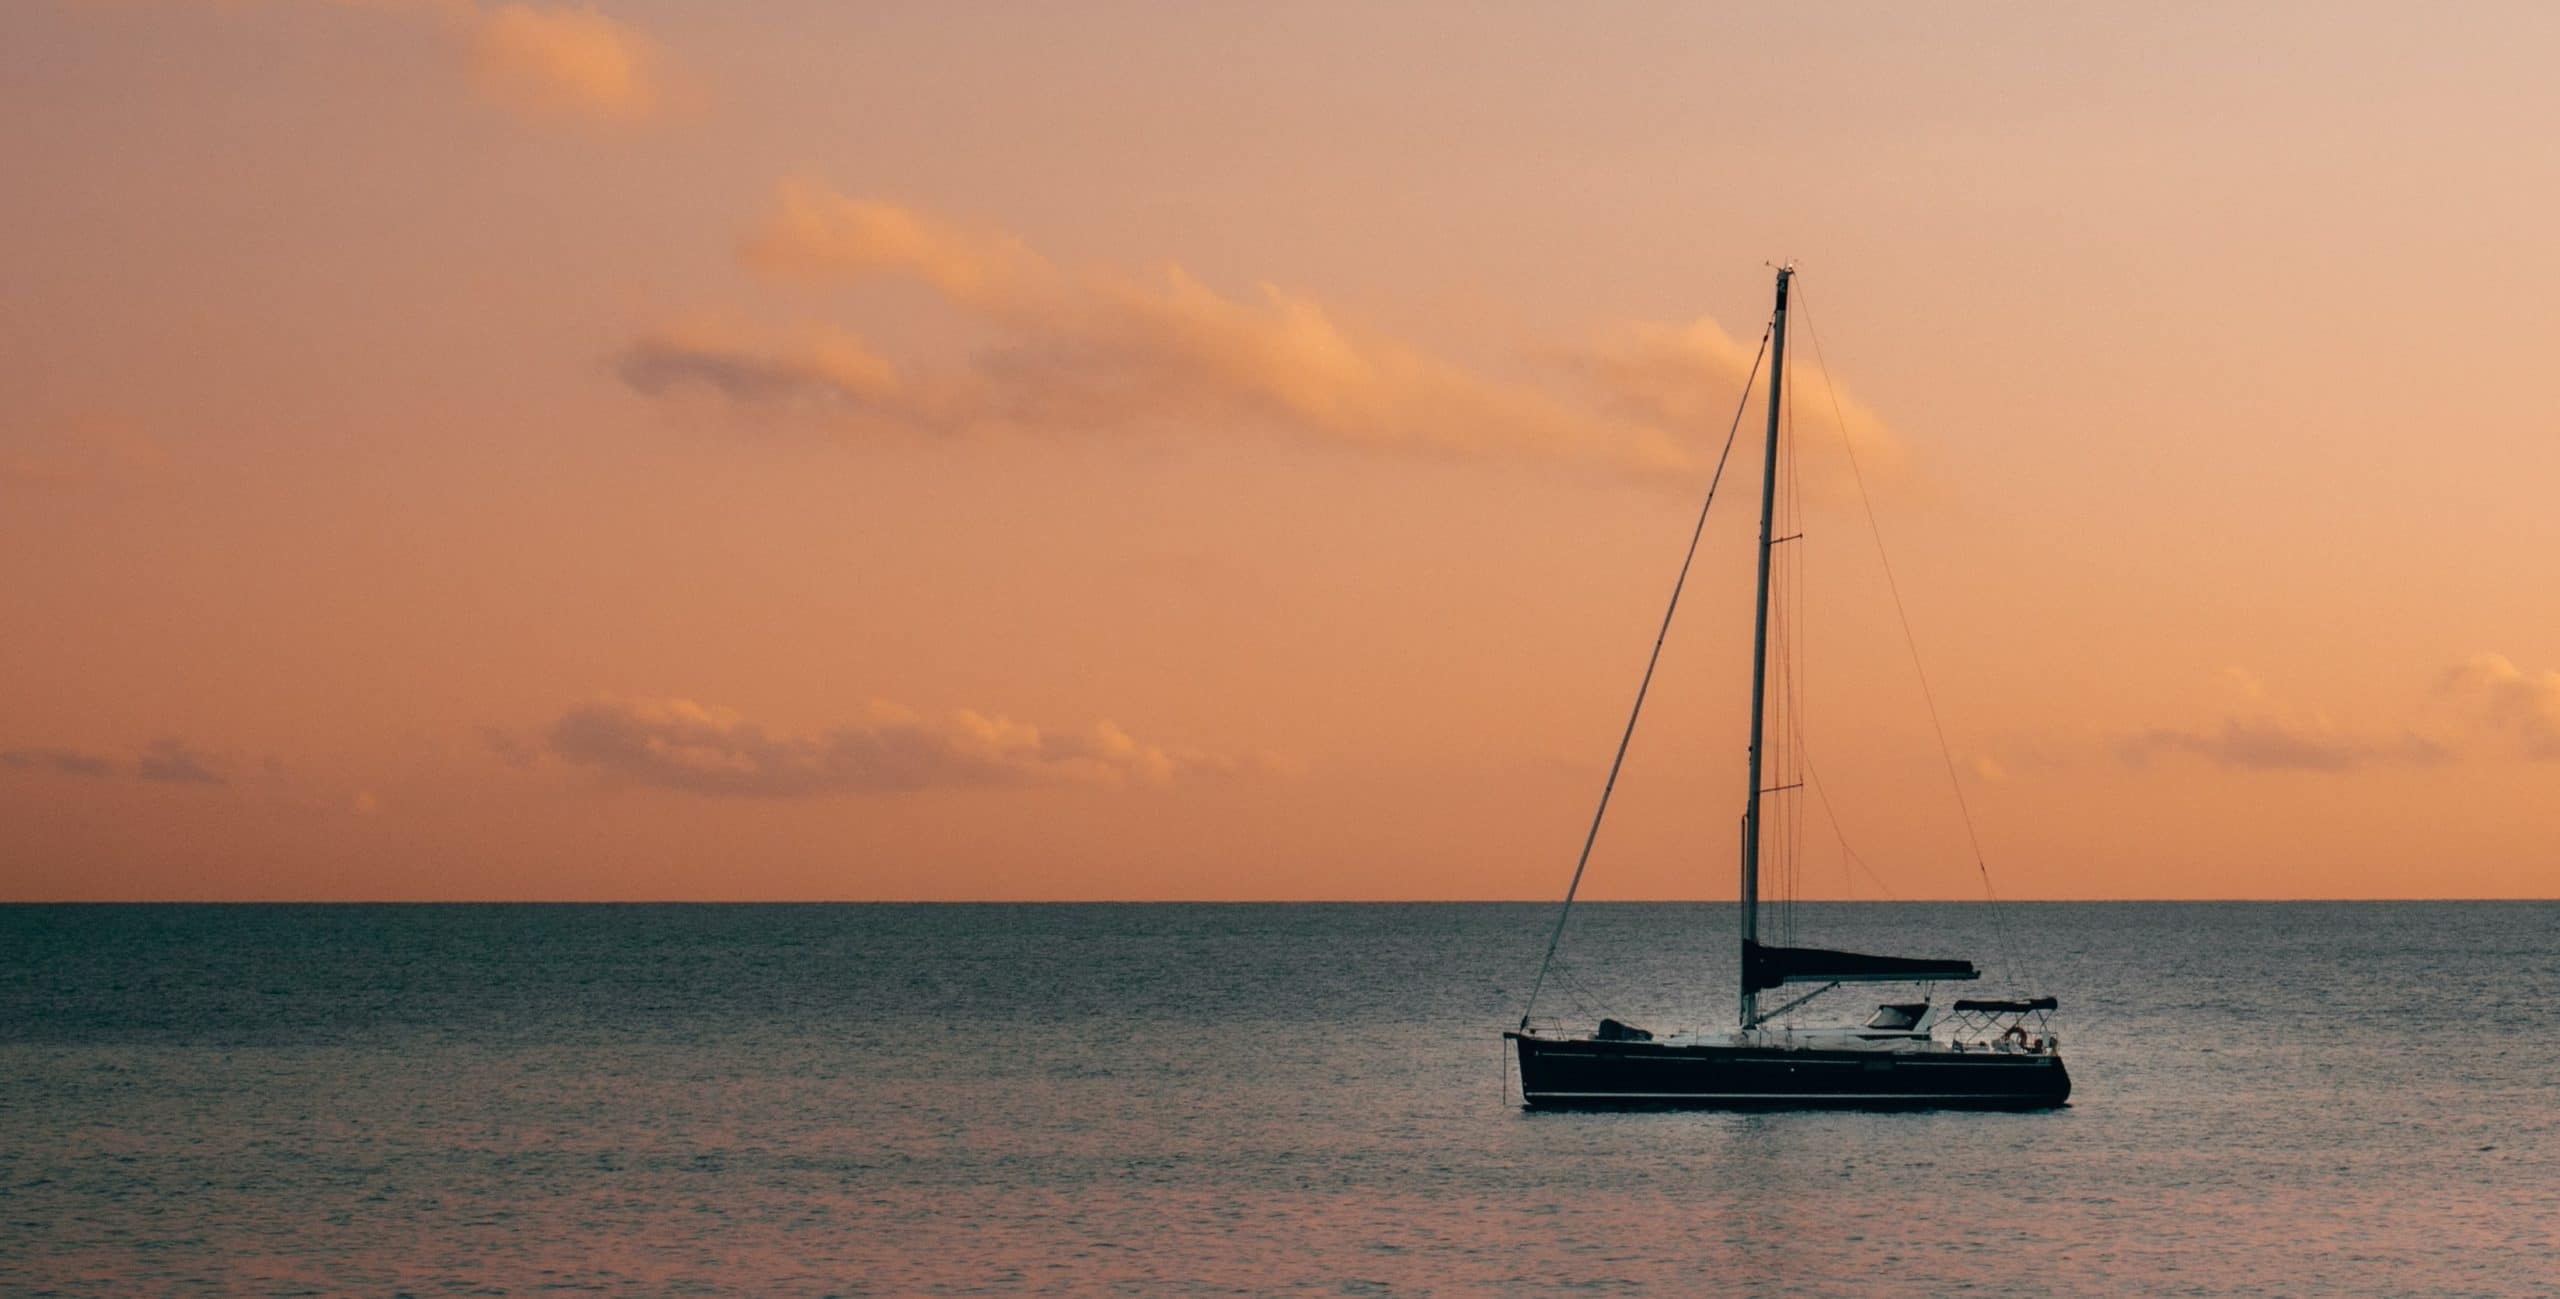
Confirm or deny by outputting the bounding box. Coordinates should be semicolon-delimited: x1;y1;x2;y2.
616;180;1901;481
2438;652;2560;760
743;186;1044;306
463;3;665;125
134;738;227;785
2108;655;2560;774
2;739;226;785
1563;316;1908;482
614;318;900;413
480;725;541;769
545;696;1257;798
117;2;678;126
2119;716;2448;772
0;748;119;778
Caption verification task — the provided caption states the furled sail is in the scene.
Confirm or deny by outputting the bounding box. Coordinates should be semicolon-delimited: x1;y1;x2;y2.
1741;940;1979;993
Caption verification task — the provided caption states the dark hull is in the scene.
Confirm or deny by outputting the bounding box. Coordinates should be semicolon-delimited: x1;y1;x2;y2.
1508;1032;2070;1110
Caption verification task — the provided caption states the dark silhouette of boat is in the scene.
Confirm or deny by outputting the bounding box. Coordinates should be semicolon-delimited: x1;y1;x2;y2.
1507;266;2069;1110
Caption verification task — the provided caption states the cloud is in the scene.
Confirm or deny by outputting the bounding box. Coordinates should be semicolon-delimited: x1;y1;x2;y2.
0;748;118;778
2438;652;2560;760
464;3;664;125
1;739;226;785
1;734;391;816
614;318;901;413
545;696;1238;797
480;725;542;769
135;739;227;785
743;185;1045;306
619;181;1901;481
2119;716;2447;773
128;2;676;126
1564;317;1908;482
2114;656;2560;773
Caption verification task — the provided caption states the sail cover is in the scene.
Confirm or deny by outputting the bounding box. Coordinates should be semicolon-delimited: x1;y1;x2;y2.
1951;997;2057;1012
1742;940;1979;993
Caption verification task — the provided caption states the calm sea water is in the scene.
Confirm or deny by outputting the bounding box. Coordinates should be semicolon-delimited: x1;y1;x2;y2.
3;903;2554;1296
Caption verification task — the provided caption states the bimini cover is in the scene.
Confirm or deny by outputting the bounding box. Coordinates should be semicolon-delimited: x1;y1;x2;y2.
1742;939;1979;993
1950;996;2058;1013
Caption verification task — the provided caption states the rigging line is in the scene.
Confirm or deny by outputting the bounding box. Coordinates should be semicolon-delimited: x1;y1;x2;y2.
1804;752;1899;901
1772;334;1809;943
1785;338;1809;935
1793;287;2031;989
1517;322;1773;1032
1771;361;1792;942
1550;959;1615;1024
1772;383;1787;941
1774;355;1796;943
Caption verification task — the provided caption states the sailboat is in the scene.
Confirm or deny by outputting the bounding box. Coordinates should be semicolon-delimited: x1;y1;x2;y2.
1505;266;2070;1110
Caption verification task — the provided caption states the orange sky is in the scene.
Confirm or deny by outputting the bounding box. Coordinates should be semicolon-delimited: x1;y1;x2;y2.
7;2;2559;900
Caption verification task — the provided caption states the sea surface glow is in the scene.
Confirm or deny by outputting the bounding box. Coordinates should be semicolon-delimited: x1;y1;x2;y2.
3;902;2553;1295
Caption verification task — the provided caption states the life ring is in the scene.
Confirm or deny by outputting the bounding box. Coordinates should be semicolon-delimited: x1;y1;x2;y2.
2001;1024;2029;1048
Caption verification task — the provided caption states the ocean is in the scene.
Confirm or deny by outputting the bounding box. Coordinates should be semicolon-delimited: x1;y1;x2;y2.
3;902;2553;1296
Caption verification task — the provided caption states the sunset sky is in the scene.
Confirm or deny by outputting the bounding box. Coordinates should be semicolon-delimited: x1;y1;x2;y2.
7;2;2559;900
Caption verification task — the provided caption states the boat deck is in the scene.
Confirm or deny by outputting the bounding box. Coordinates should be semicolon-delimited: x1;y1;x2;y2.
1507;1030;2071;1109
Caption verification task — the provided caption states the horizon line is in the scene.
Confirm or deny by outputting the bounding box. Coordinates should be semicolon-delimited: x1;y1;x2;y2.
5;896;2555;905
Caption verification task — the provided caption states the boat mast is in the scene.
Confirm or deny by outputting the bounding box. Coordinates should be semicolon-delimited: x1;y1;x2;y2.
1741;264;1792;1029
